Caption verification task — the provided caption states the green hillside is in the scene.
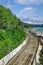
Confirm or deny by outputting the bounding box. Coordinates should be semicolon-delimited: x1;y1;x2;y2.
0;5;26;59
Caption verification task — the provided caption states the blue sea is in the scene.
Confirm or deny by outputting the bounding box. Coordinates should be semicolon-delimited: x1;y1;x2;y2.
33;27;43;32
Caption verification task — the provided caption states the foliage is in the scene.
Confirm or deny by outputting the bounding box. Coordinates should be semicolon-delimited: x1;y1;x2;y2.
0;5;26;59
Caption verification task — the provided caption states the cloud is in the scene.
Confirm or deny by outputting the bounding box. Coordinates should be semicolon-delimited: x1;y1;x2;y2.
22;7;33;12
22;17;43;24
15;0;43;5
17;7;33;18
31;17;43;24
6;4;12;9
6;0;13;9
19;7;33;14
17;7;43;24
17;7;35;24
15;0;28;4
31;18;43;21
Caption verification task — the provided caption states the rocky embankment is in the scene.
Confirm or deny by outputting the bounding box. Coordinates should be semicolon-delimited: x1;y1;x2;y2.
29;30;43;65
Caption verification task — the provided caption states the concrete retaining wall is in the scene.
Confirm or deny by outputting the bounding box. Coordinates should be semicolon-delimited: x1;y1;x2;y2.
0;37;28;65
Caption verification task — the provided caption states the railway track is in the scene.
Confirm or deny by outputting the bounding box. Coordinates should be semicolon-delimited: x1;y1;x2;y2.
6;33;38;65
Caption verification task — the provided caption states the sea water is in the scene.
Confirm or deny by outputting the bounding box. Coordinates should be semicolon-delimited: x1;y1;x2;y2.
33;27;43;32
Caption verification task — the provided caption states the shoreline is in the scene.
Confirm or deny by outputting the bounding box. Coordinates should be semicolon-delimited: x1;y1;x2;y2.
29;30;43;45
30;28;43;37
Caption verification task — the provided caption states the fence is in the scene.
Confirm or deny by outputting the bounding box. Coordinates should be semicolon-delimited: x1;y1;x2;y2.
0;37;28;65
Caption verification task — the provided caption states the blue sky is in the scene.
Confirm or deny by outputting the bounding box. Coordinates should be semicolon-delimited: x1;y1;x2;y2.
0;0;43;24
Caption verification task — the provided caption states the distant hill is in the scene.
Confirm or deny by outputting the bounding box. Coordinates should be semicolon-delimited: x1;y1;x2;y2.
22;17;43;25
21;22;43;28
0;5;26;59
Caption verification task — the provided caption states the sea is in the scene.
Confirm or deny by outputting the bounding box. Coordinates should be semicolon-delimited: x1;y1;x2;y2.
33;27;43;32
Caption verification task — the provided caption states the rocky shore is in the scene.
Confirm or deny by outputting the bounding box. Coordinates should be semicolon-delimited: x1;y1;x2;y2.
29;30;43;45
29;30;43;65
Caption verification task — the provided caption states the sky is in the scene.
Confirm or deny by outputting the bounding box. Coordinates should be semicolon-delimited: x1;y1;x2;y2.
0;0;43;24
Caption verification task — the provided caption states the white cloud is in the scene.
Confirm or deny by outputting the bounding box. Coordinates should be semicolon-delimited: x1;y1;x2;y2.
17;7;33;18
31;17;43;21
19;17;43;24
17;7;43;24
15;0;43;5
17;7;35;24
20;7;33;14
15;0;28;4
6;4;11;9
27;17;43;24
22;7;33;11
6;0;12;9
